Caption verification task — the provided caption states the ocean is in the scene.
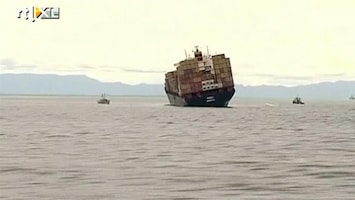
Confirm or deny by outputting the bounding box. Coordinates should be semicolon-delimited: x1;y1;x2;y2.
0;96;354;199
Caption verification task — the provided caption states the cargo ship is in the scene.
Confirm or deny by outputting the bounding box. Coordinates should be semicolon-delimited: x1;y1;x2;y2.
164;47;235;107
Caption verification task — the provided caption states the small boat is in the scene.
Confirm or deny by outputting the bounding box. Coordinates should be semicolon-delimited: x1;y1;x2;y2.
97;93;110;104
350;95;355;100
292;96;304;104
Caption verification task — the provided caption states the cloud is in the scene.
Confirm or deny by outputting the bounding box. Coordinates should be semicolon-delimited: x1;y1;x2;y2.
118;67;165;74
0;58;37;70
79;65;96;69
0;58;16;66
235;72;355;86
47;65;165;74
101;69;115;72
320;73;347;78
12;64;37;69
248;73;313;81
244;72;353;81
48;67;94;74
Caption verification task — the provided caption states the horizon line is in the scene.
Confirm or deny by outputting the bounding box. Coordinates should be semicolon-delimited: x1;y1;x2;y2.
1;72;355;87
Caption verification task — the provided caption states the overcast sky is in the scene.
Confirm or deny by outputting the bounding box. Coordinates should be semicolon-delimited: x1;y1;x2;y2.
1;0;355;85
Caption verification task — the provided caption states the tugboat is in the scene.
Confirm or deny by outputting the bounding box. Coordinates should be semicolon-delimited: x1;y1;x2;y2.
97;93;110;104
292;96;304;104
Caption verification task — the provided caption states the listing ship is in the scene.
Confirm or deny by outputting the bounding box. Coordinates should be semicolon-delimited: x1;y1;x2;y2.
164;47;235;107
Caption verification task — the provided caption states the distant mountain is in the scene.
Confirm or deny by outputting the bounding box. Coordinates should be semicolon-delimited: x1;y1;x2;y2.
236;81;355;100
0;73;164;95
0;73;354;99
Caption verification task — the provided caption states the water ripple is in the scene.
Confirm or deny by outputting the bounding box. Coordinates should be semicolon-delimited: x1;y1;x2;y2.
0;97;354;199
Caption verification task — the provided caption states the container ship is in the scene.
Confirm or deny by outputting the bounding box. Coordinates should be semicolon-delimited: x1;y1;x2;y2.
165;47;235;107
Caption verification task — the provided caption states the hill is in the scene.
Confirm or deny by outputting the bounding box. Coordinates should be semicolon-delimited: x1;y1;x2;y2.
0;73;354;99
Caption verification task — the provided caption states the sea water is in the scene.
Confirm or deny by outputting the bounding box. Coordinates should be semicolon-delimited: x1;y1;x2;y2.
0;96;354;199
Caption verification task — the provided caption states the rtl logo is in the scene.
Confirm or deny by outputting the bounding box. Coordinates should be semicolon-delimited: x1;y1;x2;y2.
18;7;60;22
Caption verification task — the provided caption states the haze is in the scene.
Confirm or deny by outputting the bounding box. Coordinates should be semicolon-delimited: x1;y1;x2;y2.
1;0;355;86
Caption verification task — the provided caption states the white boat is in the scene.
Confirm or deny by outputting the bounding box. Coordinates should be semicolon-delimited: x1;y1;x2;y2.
350;95;355;100
97;93;110;104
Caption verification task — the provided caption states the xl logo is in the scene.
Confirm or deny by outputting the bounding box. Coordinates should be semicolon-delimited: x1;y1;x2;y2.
18;7;60;22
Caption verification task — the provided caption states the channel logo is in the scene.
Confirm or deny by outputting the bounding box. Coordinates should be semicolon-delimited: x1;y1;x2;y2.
18;7;60;22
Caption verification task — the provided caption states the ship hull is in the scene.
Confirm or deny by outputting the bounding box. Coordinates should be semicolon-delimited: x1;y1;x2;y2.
165;87;235;107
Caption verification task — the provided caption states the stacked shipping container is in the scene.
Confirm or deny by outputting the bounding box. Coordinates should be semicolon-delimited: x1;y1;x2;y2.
212;54;234;88
165;54;234;96
177;59;213;95
165;71;178;94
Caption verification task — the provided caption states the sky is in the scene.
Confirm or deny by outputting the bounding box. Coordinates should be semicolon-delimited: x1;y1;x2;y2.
1;0;355;86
